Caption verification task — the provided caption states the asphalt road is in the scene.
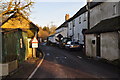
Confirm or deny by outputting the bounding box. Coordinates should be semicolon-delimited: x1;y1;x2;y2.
31;43;119;79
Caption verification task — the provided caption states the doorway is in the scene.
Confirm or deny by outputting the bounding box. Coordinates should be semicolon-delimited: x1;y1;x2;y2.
96;34;101;57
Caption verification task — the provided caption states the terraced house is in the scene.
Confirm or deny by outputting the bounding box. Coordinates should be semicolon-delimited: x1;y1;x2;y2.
85;1;120;60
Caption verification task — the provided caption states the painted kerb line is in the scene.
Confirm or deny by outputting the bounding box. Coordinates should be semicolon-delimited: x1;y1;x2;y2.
27;52;45;80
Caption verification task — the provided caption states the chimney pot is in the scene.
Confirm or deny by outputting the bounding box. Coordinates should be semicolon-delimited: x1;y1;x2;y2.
65;14;70;21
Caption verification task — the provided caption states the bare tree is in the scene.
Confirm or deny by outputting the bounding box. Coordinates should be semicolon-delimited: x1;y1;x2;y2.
0;0;34;17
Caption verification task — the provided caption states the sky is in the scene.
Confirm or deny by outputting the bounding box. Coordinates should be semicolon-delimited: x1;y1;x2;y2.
29;1;87;27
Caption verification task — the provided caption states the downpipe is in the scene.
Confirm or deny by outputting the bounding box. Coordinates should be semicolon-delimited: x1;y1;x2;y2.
118;31;120;60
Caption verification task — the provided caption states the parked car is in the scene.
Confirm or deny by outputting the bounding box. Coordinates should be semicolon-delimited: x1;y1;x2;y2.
65;41;81;50
59;37;71;48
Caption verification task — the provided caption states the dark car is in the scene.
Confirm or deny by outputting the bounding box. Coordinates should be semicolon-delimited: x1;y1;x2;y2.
59;37;71;48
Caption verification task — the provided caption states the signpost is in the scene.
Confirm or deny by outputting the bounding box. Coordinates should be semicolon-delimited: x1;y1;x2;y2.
32;37;38;58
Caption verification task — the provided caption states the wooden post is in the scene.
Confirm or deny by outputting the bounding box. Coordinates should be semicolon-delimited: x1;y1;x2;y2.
33;48;36;58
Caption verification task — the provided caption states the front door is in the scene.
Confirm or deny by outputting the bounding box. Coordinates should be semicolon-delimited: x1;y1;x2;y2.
96;34;101;57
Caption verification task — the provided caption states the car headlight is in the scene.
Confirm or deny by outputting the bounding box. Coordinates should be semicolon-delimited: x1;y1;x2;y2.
71;45;74;47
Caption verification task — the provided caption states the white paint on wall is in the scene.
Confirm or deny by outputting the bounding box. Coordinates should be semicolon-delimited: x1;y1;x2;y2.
56;27;68;38
68;12;88;44
68;21;73;38
85;34;96;57
101;32;119;60
90;2;120;28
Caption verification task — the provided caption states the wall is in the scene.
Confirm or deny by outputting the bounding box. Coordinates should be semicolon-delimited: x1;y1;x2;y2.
68;21;73;38
27;38;33;59
0;32;2;63
90;2;120;28
101;32;119;60
74;12;88;44
0;60;18;76
0;32;2;77
2;29;26;63
56;27;68;38
85;34;96;57
68;12;88;44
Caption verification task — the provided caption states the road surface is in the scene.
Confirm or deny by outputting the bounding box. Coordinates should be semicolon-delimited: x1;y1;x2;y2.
31;44;119;79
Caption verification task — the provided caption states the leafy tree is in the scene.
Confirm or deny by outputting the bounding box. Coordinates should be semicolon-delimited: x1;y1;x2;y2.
37;25;57;40
43;26;50;34
38;27;49;39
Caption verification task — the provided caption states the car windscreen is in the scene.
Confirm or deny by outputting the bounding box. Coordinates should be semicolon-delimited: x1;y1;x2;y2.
71;42;79;45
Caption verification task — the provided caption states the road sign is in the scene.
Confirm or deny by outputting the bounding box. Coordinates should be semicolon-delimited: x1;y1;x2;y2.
32;37;38;48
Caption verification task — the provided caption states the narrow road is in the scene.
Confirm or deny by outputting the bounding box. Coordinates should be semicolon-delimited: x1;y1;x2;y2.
31;44;119;79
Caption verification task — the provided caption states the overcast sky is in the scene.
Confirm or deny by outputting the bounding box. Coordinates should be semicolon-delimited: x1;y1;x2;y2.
29;1;87;27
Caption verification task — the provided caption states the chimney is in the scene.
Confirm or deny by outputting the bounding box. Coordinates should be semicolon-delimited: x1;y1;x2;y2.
65;14;70;21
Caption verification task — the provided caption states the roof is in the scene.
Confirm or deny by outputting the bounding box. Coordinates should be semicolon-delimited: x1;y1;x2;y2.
48;34;55;37
1;12;39;31
0;28;23;33
56;2;102;30
67;2;102;22
56;21;68;30
89;2;102;9
85;16;120;34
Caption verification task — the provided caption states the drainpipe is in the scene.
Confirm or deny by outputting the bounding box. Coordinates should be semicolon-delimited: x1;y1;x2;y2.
118;31;120;60
72;26;74;41
87;0;90;30
84;0;90;55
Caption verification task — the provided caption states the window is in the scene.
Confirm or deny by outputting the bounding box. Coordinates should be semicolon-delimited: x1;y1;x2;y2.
83;13;86;21
70;23;72;30
72;20;75;27
79;17;81;24
113;5;117;15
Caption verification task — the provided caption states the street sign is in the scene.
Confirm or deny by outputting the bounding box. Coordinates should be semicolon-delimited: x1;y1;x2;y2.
32;37;38;48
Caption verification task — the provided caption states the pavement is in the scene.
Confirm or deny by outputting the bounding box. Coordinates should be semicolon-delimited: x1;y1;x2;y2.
2;51;44;80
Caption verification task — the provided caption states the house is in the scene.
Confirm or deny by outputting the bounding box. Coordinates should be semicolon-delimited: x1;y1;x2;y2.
89;2;120;29
0;12;39;76
0;28;27;76
85;1;120;61
67;5;88;45
1;12;39;59
1;12;39;38
55;14;70;41
47;34;57;45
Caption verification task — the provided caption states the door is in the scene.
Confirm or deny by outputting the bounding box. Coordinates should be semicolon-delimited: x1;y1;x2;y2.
96;34;101;57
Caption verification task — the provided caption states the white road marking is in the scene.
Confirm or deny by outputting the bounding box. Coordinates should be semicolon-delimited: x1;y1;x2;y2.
77;56;82;59
27;52;45;80
46;53;50;56
64;57;67;59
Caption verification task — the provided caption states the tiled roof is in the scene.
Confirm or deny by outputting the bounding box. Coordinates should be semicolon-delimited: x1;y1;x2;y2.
1;12;38;30
56;2;102;30
85;16;120;34
56;21;68;30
